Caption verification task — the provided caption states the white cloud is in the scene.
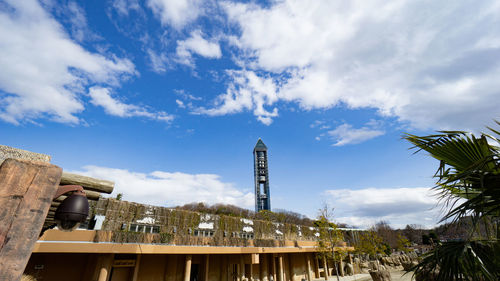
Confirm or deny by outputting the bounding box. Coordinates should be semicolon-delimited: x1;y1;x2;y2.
328;122;385;146
147;0;204;29
176;99;186;108
88;87;174;122
147;48;169;73
195;70;278;125
213;0;500;131
0;0;136;124
72;165;254;208
112;0;141;16
324;187;441;228
176;30;222;67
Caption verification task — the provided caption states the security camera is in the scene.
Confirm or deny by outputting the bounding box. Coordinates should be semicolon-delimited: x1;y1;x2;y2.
53;186;89;232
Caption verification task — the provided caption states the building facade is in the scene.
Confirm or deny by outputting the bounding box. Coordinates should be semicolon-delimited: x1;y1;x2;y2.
254;139;271;212
24;198;354;281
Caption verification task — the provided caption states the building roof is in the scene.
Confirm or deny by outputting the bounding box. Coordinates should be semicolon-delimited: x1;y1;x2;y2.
254;138;267;151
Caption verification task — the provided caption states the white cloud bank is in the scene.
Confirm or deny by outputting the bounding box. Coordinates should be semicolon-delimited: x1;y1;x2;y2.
328;121;385;146
200;0;500;129
176;30;222;67
147;0;205;30
72;165;254;208
0;0;174;125
89;87;174;122
324;187;441;228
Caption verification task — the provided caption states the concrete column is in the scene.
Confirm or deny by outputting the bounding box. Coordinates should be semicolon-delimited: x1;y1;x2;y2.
322;256;328;280
240;255;246;281
165;255;178;281
271;255;277;281
184;255;192;281
305;254;312;281
287;254;294;281
204;254;210;281
260;254;269;281
97;254;114;281
313;255;320;279
132;254;141;281
220;255;227;281
249;260;253;281
278;255;284;281
339;258;345;277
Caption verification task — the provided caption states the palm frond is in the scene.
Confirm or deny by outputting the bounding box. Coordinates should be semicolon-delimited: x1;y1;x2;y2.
413;240;498;281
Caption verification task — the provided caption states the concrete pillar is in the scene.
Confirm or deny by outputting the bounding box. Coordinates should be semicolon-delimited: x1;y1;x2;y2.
287;254;294;281
305;254;312;281
322;256;328;280
260;254;269;281
184;255;192;281
132;254;141;281
97;254;114;281
249;260;253;281
165;255;178;281
240;255;246;281
278;255;284;281
220;255;227;281
204;254;210;281
271;255;277;281
339;258;345;277
313;255;320;279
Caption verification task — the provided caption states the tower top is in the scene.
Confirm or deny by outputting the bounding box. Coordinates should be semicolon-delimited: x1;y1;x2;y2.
254;138;267;151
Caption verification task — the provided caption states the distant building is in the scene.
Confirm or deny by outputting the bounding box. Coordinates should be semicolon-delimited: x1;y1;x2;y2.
254;139;271;212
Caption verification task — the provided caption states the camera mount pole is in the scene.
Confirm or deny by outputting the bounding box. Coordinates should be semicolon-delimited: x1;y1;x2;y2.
0;159;62;281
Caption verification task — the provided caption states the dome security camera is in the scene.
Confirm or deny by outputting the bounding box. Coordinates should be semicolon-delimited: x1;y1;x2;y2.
54;187;89;232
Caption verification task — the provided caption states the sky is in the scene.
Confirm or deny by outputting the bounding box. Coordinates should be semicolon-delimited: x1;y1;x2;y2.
1;0;500;229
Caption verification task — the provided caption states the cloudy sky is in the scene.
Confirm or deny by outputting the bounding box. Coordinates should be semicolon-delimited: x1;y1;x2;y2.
1;0;499;228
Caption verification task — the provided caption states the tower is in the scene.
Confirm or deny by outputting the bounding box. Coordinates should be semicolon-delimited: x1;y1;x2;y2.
254;138;271;212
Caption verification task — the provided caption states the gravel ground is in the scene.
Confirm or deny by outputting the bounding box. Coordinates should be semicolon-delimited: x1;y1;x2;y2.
313;271;415;281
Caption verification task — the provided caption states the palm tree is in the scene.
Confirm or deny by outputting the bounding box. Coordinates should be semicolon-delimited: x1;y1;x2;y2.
404;122;500;280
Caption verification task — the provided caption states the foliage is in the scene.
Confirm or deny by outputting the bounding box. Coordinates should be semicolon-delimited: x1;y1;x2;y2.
404;123;500;280
316;204;346;280
176;202;314;226
396;233;412;253
355;230;386;256
115;193;123;201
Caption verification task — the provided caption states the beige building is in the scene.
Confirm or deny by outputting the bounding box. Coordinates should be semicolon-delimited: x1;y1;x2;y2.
24;199;354;281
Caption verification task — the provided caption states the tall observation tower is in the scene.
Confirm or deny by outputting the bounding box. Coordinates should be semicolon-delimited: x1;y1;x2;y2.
254;139;271;212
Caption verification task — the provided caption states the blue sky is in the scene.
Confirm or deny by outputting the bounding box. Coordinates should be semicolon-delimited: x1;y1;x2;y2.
1;0;500;228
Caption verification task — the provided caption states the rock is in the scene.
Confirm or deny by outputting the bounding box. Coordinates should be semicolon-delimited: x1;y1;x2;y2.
344;263;354;276
369;261;379;271
369;270;392;281
402;261;419;271
360;262;370;273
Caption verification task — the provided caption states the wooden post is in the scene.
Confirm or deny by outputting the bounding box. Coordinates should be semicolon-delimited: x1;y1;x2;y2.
132;254;141;281
0;159;62;281
204;254;210;281
184;255;192;281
